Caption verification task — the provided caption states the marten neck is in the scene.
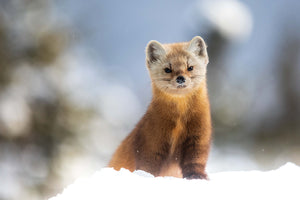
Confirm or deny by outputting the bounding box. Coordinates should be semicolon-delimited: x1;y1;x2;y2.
150;80;208;114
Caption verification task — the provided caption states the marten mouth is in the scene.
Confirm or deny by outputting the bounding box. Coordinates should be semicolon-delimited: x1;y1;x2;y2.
177;84;187;89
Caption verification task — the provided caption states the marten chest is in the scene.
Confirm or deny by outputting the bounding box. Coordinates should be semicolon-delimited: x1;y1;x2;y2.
170;117;185;154
156;118;186;178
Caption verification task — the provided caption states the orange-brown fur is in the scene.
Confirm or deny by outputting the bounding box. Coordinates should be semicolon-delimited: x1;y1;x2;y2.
109;36;212;179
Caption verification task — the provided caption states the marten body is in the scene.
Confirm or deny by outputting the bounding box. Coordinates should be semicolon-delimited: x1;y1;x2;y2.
109;36;212;179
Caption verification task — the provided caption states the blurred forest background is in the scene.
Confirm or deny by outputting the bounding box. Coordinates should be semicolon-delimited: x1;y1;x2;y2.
0;0;299;199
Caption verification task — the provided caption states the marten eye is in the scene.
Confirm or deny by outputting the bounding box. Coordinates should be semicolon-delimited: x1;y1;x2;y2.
187;66;193;71
164;68;172;73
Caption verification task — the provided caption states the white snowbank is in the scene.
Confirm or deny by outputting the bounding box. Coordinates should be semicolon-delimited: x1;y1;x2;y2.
50;163;300;200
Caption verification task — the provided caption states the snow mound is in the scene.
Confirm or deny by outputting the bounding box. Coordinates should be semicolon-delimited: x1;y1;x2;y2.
50;163;300;200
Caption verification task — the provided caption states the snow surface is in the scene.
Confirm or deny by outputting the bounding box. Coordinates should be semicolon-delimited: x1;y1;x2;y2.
49;163;300;200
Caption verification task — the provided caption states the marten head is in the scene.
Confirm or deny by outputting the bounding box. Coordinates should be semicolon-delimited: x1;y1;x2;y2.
146;36;209;95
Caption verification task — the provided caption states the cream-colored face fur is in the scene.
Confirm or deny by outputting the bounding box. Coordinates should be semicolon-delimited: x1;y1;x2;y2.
146;36;209;95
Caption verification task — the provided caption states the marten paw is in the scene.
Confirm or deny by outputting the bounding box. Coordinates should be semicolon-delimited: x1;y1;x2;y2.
184;172;208;180
182;163;208;180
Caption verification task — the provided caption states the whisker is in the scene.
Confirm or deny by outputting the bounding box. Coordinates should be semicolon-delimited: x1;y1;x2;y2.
153;78;171;81
191;75;205;79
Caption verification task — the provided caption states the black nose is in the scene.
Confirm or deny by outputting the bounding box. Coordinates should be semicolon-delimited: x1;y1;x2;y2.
176;76;185;84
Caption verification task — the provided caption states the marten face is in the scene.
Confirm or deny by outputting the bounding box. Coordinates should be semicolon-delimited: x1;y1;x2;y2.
146;36;209;95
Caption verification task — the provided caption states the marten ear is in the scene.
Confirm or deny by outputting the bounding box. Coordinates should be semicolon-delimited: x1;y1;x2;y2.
188;36;209;64
146;40;166;64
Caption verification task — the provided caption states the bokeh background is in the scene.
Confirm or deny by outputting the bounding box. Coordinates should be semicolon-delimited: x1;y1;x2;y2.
0;0;299;199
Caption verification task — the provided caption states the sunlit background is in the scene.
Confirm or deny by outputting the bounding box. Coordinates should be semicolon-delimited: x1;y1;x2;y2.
0;0;299;199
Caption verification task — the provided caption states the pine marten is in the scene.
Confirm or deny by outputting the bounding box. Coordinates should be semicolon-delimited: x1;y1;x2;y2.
108;36;212;179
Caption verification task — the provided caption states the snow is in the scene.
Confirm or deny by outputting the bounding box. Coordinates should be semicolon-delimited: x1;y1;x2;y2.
49;163;300;200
